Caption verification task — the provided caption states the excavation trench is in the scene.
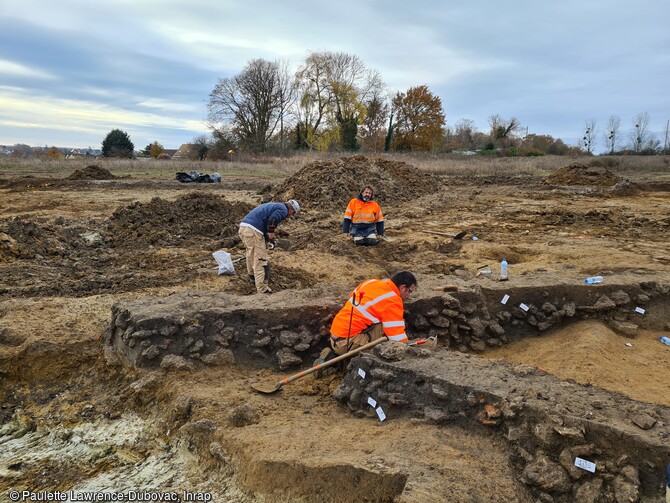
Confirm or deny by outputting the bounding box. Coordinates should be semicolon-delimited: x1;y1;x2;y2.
96;273;670;502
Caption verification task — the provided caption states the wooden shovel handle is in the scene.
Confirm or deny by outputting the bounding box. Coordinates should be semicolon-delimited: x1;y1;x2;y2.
277;336;389;387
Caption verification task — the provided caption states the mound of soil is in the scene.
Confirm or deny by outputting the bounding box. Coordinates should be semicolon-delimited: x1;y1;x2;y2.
0;217;77;260
546;163;621;186
270;155;441;210
106;193;253;247
67;165;116;180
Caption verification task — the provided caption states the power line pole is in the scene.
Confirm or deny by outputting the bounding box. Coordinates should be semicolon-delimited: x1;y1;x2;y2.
664;119;669;154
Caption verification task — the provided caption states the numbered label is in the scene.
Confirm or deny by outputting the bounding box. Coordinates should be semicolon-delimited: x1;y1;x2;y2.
367;396;377;408
574;457;596;473
501;294;510;305
358;368;366;379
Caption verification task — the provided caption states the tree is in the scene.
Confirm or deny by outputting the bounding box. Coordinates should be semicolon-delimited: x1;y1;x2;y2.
547;138;570;155
390;85;446;151
191;135;212;160
295;51;385;151
488;115;520;147
580;119;597;154
46;146;62;159
149;141;164;158
360;94;389;152
207;58;293;152
604;115;620;155
102;129;134;158
11;144;32;158
629;112;658;154
447;119;479;151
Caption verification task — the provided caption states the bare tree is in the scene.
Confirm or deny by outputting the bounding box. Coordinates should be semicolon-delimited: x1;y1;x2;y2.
580;119;597;154
207;58;292;152
604;115;620;154
629;112;658;154
453;119;477;150
488;114;520;147
275;59;298;152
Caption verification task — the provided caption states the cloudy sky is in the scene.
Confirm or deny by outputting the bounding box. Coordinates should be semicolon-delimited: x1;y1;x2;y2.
1;0;668;151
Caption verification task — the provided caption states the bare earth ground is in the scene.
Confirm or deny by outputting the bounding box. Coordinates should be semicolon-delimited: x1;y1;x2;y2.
0;156;669;502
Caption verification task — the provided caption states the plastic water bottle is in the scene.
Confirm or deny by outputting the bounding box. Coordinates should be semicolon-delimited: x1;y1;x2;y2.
660;336;670;347
500;259;508;281
584;276;604;284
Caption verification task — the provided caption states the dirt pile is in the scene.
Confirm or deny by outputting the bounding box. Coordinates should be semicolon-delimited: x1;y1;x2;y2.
106;192;253;247
0;217;78;261
546;163;621;186
270;155;441;210
67;165;117;180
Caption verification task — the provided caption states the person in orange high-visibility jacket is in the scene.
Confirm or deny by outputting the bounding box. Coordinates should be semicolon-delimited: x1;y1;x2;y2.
343;185;384;246
325;271;417;357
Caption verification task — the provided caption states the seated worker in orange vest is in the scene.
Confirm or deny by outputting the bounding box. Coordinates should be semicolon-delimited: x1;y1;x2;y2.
315;271;417;367
342;185;384;246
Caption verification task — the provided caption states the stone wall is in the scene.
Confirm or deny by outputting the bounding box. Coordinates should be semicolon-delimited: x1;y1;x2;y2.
334;346;670;502
408;280;669;352
103;277;669;371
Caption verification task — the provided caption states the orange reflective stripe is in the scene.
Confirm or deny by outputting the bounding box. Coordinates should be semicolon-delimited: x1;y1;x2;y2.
330;279;406;342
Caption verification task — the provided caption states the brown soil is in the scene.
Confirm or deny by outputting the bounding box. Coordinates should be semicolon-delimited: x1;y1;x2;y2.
270;154;442;209
67;164;117;180
1;154;669;502
545;162;622;186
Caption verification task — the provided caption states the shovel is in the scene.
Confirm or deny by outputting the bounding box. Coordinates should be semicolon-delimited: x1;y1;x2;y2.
267;238;292;251
250;337;435;394
421;230;467;239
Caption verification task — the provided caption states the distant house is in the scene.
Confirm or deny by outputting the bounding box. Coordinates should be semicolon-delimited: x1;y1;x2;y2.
162;149;178;158
172;143;197;160
0;145;13;156
66;148;102;159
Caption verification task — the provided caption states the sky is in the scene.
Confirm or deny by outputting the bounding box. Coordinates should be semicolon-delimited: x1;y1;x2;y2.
1;0;669;152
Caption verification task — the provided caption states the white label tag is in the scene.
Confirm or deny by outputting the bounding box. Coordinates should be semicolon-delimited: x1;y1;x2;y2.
358;368;366;379
634;307;645;315
519;303;529;312
375;406;386;422
501;294;510;305
574;457;596;473
367;397;377;408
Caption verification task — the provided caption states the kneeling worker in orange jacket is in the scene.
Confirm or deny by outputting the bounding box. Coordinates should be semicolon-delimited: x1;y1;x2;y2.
318;271;417;364
342;185;384;246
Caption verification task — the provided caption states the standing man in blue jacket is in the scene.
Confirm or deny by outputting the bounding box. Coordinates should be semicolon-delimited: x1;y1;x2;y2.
238;200;300;294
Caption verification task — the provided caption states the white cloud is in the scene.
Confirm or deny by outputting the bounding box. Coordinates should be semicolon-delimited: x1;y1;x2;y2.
0;59;56;80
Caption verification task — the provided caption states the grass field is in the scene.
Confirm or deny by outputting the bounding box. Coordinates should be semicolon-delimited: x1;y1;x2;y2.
1;152;669;179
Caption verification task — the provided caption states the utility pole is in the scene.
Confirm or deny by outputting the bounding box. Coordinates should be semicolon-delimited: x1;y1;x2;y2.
664;119;669;154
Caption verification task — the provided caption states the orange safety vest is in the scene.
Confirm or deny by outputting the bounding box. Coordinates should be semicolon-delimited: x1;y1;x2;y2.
343;198;384;225
330;279;408;342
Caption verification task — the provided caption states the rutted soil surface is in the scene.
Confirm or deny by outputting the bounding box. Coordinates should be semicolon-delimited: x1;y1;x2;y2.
1;155;669;502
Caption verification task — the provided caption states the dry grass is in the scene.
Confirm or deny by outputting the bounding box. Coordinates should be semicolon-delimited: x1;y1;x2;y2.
1;153;668;180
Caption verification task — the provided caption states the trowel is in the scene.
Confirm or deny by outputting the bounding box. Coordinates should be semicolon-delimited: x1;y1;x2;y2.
267;239;292;251
420;230;467;240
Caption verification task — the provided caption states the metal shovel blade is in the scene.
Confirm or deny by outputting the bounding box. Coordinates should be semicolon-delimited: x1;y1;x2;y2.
452;230;467;240
250;381;282;394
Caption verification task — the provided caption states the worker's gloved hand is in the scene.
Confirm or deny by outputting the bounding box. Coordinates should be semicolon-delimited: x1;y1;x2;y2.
267;238;276;250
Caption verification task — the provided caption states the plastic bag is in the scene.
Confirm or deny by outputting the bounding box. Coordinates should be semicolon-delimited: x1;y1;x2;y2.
212;249;235;276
